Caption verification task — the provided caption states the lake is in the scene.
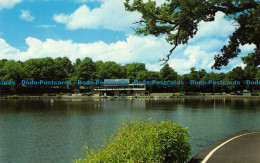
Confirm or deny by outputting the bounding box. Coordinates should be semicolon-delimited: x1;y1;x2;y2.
0;97;260;163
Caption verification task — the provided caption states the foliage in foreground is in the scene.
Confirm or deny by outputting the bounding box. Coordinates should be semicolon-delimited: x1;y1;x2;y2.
75;119;190;163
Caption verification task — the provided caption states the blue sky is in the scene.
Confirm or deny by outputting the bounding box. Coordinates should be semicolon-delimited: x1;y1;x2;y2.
0;0;256;74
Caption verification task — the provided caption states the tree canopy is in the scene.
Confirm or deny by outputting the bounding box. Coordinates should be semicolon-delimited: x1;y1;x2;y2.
1;57;260;94
124;0;260;69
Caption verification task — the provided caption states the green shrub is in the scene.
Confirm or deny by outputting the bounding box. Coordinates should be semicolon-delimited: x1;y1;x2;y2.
56;93;63;97
75;119;190;163
85;92;92;96
81;92;92;96
3;95;19;99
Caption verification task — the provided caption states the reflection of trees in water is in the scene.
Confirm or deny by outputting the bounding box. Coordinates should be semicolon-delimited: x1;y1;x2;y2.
0;99;105;114
1;98;260;114
64;100;104;114
177;98;260;112
145;99;180;111
0;99;109;163
101;98;146;112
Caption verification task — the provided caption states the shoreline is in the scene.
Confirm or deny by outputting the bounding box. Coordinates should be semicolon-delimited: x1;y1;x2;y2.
1;94;260;100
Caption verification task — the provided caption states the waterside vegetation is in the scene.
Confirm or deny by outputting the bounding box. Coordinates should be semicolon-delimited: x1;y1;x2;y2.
1;57;260;95
74;119;190;163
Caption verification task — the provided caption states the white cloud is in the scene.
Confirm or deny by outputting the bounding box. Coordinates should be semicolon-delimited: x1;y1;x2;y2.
190;38;227;52
229;58;246;69
0;38;21;56
54;0;170;32
1;8;256;74
165;46;219;74
13;35;169;63
0;34;250;75
239;44;256;54
54;0;141;32
75;0;103;3
36;25;56;28
75;0;88;3
0;35;170;69
20;10;34;22
195;12;235;38
0;0;22;10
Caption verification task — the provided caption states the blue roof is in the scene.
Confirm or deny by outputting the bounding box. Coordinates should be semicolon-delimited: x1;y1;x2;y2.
104;79;129;85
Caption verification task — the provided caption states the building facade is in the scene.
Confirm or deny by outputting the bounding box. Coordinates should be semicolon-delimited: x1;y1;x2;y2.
93;79;146;96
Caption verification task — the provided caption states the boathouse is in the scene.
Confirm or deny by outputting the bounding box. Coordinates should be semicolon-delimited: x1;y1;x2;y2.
93;79;146;96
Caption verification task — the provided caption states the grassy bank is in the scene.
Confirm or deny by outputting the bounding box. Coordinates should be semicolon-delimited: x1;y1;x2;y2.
150;92;223;96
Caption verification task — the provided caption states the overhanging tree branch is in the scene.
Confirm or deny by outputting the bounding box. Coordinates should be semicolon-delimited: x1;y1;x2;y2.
125;0;260;69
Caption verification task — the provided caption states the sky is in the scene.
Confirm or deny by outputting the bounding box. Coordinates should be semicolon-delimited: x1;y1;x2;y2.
0;0;256;74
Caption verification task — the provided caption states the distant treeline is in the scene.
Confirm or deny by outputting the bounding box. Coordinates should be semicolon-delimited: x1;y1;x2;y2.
0;57;260;94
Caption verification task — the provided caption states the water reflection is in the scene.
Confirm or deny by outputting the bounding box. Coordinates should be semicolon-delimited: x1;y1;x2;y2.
0;97;260;162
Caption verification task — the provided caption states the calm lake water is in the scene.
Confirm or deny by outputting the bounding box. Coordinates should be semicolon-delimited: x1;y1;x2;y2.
0;97;260;163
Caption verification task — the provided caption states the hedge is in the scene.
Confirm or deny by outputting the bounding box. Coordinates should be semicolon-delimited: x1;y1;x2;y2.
75;119;190;163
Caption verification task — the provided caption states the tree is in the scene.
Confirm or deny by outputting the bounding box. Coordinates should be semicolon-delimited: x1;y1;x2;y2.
136;70;149;80
76;57;96;81
95;61;125;80
1;60;24;91
146;71;160;92
69;58;82;89
39;57;56;81
158;64;178;92
189;68;207;92
181;74;192;93
159;63;177;81
256;68;260;80
124;0;259;69
243;65;259;91
147;71;159;81
0;59;8;77
23;58;56;81
124;63;147;81
54;57;74;81
226;66;245;91
23;59;42;81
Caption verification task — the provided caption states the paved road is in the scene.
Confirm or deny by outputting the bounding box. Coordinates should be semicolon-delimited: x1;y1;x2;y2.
189;131;260;163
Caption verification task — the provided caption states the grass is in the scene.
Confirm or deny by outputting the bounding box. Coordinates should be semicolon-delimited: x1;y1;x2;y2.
151;92;222;96
150;93;175;95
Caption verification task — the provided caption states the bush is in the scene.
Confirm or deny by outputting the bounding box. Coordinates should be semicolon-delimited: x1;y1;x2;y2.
56;93;63;97
85;92;92;96
3;95;19;99
81;92;92;96
75;119;190;163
